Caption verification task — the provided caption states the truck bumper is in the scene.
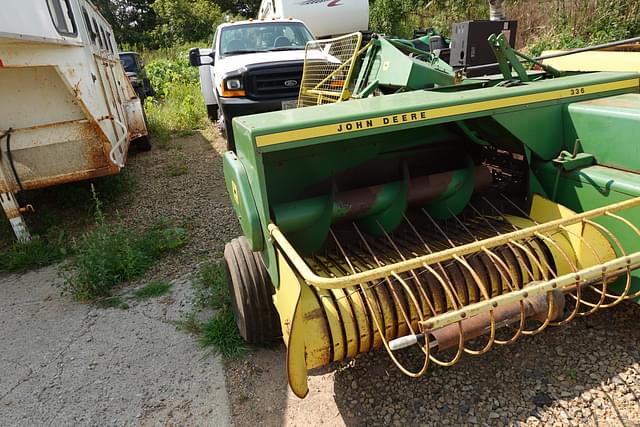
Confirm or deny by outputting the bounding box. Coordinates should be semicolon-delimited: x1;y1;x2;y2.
219;96;294;120
218;96;297;151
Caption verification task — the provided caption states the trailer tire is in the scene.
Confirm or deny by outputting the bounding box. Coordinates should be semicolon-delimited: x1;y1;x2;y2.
134;108;152;151
224;236;281;344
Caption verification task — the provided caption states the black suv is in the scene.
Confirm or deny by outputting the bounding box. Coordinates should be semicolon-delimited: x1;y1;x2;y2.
119;51;155;101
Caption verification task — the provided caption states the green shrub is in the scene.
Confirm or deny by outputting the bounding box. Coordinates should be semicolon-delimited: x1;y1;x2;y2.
143;47;208;146
198;307;246;358
59;188;189;301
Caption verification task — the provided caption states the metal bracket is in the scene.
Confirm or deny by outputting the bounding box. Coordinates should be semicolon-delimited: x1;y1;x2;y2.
0;192;31;242
488;33;530;82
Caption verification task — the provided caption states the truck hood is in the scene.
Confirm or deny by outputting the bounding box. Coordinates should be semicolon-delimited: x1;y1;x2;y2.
216;49;309;77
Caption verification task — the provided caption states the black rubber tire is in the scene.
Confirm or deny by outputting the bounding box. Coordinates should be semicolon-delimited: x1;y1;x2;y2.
218;112;236;152
133;107;152;151
206;104;219;122
135;135;152;151
224;236;281;344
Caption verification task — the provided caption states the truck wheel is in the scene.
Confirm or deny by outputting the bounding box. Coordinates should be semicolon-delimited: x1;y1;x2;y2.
224;236;281;344
217;112;236;152
207;104;219;121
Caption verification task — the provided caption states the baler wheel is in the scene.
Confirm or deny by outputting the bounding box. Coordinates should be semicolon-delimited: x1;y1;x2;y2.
224;237;281;344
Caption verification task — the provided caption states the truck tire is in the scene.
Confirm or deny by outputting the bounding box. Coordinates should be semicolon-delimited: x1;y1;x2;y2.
224;236;281;344
206;104;219;122
218;112;236;152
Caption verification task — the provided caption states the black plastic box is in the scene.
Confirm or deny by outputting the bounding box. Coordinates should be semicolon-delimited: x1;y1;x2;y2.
449;20;518;76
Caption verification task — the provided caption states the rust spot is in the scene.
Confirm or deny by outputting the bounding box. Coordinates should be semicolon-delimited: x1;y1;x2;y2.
304;308;324;321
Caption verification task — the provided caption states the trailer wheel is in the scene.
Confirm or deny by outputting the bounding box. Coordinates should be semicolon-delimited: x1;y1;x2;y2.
134;108;152;151
224;237;281;344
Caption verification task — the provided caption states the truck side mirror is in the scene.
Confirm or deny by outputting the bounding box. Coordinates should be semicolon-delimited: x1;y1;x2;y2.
189;48;214;67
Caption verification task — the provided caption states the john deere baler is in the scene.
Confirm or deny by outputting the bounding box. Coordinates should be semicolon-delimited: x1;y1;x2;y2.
222;33;640;398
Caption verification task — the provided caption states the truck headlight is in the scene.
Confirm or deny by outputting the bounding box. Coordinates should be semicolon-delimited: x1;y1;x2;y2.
221;78;245;97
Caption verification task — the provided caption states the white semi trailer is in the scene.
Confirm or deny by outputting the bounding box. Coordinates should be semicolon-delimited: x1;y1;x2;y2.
257;0;369;38
0;0;149;240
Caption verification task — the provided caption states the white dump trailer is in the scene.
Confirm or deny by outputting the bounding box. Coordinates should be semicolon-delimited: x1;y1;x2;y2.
257;0;369;38
0;0;149;240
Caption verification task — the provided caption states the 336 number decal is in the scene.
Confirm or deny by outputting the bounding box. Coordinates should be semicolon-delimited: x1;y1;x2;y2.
570;87;586;95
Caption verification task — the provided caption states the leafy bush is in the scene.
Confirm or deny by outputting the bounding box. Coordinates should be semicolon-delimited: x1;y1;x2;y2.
143;47;208;146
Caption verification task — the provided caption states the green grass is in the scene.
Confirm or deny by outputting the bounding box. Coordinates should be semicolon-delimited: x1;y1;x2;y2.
0;233;69;273
95;296;130;310
166;152;189;176
176;261;247;358
193;261;228;309
174;311;203;334
198;307;247;358
132;281;173;300
58;188;189;301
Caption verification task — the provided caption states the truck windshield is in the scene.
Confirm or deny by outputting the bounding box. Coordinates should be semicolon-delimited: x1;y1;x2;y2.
119;54;136;72
219;22;314;56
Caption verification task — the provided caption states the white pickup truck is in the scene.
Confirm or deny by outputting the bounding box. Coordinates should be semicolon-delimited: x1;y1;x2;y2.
189;19;315;151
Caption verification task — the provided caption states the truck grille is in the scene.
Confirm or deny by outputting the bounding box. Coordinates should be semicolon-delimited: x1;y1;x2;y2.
245;63;303;100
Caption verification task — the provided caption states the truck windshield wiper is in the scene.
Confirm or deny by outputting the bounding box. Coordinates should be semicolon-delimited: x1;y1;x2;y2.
223;49;263;56
268;47;305;52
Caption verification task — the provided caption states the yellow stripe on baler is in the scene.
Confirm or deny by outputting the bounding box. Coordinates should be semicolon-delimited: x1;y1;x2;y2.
255;78;639;147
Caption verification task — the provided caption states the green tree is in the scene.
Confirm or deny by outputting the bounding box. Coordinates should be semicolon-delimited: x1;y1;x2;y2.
94;0;158;46
368;0;417;36
151;0;224;46
215;0;262;16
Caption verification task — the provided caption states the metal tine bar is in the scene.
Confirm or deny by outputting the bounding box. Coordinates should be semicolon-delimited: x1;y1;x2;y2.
404;226;468;311
576;219;631;308
364;237;427;325
604;212;640;300
421;209;498;356
377;224;439;318
501;194;624;318
463;203;534;343
329;228;432;378
400;216;469;314
448;207;541;286
469;201;556;282
401;215;467;367
419;209;470;309
480;196;581;330
445;209;531;348
352;223;418;337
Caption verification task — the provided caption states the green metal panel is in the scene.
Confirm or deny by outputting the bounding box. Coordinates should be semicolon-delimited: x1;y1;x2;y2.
235;72;639;153
228;71;640;287
567;93;640;171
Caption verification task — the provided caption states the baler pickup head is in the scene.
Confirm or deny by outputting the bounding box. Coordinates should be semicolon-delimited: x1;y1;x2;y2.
222;31;640;398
